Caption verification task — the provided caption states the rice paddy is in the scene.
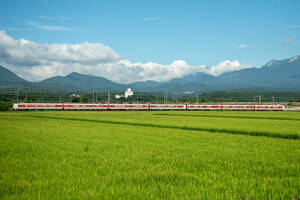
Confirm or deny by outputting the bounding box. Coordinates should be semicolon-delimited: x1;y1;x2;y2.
0;111;300;199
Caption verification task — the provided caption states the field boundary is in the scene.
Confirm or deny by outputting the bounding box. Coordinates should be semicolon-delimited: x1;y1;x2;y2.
21;115;300;140
153;113;300;121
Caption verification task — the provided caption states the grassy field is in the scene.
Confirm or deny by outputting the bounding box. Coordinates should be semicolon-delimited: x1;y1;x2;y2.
0;111;300;199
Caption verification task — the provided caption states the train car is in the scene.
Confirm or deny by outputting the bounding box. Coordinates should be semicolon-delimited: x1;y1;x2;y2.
13;103;18;110
108;104;150;110
150;104;186;110
222;105;256;111
254;105;284;111
187;105;222;110
13;103;63;110
187;104;284;111
63;104;109;110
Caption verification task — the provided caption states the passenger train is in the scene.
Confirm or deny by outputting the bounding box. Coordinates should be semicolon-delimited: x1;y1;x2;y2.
13;103;285;111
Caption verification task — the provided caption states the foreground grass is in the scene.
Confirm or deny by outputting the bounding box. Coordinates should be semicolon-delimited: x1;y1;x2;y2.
0;111;300;199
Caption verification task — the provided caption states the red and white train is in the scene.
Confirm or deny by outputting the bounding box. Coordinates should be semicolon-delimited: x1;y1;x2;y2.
13;103;285;111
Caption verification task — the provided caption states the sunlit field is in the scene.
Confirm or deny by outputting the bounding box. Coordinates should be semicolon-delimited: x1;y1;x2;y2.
1;111;300;199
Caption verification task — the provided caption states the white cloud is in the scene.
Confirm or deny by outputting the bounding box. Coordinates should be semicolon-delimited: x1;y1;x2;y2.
0;31;120;66
0;31;253;83
26;21;71;31
39;16;53;20
206;60;252;76
141;17;159;22
39;16;71;20
283;38;293;44
238;44;248;49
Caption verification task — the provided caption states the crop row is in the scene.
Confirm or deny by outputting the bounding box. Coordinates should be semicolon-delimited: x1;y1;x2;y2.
23;114;300;140
153;113;300;121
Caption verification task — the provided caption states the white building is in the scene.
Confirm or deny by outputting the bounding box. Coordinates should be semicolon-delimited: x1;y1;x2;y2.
115;88;134;99
125;88;133;98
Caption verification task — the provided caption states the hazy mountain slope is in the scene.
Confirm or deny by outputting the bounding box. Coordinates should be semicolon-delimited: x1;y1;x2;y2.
39;72;126;92
219;55;300;90
128;80;161;92
0;65;28;86
158;72;219;92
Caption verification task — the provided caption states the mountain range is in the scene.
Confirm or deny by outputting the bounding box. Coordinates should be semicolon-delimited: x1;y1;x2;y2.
1;55;300;93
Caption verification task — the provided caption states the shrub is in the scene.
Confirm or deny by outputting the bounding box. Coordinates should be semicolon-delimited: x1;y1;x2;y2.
0;101;12;111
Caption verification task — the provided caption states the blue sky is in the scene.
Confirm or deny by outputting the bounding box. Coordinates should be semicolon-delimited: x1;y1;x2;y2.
0;0;299;82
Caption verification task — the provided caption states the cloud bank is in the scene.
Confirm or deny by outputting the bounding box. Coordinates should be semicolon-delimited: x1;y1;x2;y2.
238;44;248;49
0;31;253;83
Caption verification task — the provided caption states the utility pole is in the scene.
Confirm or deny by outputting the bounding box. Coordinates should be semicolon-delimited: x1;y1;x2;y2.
256;95;261;104
196;95;199;104
166;89;168;104
107;92;110;104
272;96;275;104
92;90;95;103
24;90;27;102
254;95;261;104
16;90;19;102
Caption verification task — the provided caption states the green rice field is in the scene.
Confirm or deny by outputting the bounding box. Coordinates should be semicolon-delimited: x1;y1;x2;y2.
0;111;300;199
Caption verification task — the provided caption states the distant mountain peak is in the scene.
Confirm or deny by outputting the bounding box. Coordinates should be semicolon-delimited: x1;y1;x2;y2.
289;55;300;63
67;72;82;77
264;55;300;68
0;65;28;85
265;59;278;67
